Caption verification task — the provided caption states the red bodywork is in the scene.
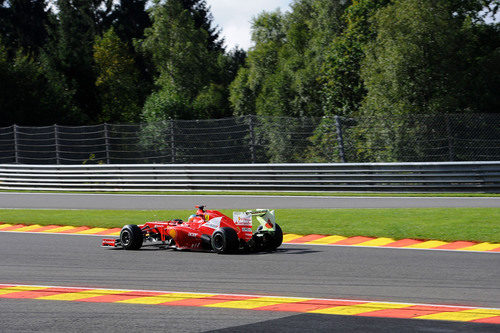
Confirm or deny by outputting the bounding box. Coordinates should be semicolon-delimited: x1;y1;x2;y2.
102;207;252;250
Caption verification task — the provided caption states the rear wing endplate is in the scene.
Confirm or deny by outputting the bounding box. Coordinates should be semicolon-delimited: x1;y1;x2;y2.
244;209;276;232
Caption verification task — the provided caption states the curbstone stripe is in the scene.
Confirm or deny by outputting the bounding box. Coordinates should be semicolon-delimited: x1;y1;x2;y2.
0;223;499;252
0;284;499;324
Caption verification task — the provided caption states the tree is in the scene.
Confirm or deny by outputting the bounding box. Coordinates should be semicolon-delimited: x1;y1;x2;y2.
178;0;223;51
320;0;391;117
110;0;154;119
0;0;51;57
361;0;500;116
228;1;351;162
140;0;229;120
229;9;287;116
43;0;115;123
112;0;151;43
284;0;349;117
230;0;350;117
0;40;80;126
94;28;142;122
355;0;500;161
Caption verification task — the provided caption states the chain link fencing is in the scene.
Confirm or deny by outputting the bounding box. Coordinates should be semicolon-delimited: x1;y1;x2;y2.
0;114;498;164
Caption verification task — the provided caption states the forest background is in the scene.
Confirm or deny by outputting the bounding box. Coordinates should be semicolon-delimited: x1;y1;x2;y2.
0;0;499;163
1;0;498;126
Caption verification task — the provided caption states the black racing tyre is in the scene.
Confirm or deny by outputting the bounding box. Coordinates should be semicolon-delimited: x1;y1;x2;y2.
120;224;143;250
263;223;283;251
211;227;239;254
271;223;283;249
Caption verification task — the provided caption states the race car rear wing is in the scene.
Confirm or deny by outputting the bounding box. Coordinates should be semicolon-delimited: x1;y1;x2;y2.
244;209;276;232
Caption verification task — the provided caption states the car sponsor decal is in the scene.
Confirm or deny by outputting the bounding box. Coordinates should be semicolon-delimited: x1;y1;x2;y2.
233;212;253;239
0;284;499;324
0;223;499;253
233;212;252;227
168;229;177;239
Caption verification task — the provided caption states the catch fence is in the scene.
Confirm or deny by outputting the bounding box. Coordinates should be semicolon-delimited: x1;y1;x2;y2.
0;114;498;164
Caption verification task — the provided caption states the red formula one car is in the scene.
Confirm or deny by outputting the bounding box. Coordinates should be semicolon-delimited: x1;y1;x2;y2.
102;206;283;254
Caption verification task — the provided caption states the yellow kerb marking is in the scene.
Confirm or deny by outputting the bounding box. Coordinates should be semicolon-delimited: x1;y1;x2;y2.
205;297;307;310
306;235;347;245
461;243;500;251
117;293;212;305
74;228;108;234
353;237;396;247
116;294;173;304
159;293;215;303
0;286;48;295
416;309;500;322
404;240;449;249
36;289;128;301
40;226;78;233
10;225;43;232
0;224;13;230
108;231;121;236
282;234;304;242
310;302;412;315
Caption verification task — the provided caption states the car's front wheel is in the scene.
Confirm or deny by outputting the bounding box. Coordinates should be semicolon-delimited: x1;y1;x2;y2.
120;224;143;250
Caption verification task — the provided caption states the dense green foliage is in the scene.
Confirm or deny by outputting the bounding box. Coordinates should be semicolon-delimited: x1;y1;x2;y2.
0;0;498;129
230;1;350;118
94;28;142;122
139;0;245;122
355;0;500;161
362;0;500;117
230;0;498;119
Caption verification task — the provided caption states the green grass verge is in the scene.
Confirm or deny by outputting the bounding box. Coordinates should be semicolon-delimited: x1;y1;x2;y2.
1;190;499;197
1;208;499;243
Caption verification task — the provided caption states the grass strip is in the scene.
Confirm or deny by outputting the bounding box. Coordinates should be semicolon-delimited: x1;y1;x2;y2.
0;208;498;243
1;190;499;197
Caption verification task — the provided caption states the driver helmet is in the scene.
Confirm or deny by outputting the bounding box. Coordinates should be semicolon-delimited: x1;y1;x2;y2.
188;214;210;223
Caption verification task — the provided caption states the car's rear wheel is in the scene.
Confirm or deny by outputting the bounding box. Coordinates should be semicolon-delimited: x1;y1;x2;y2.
261;223;283;251
211;227;239;254
120;224;143;250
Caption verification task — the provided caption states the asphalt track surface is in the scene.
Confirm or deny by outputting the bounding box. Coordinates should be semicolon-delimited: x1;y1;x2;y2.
1;192;499;210
1;232;499;332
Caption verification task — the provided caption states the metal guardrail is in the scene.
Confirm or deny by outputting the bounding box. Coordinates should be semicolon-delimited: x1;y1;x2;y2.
0;162;498;192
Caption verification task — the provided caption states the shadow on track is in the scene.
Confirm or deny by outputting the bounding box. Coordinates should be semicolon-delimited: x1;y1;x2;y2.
104;246;322;255
205;313;499;333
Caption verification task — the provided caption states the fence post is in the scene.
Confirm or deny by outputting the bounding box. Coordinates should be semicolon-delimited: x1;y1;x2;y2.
170;120;176;164
248;115;256;163
13;124;19;164
334;116;346;163
104;123;110;164
445;115;454;161
54;124;60;164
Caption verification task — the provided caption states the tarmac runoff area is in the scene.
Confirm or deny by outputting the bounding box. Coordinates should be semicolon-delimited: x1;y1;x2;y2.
0;231;499;331
0;192;499;209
